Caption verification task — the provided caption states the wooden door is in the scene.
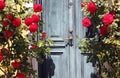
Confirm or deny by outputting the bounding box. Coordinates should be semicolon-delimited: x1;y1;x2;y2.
37;0;94;78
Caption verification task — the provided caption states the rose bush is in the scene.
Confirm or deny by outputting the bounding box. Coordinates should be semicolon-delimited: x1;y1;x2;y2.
80;0;120;78
0;0;52;77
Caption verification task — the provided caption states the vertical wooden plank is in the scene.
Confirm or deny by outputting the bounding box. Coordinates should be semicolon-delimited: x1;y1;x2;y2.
42;0;70;78
42;0;69;37
84;56;95;78
68;0;76;78
74;0;95;78
32;58;38;76
74;0;85;78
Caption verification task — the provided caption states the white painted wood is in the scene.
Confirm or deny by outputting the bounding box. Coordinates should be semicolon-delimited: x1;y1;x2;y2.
37;0;95;78
41;0;70;78
68;0;76;78
32;58;38;75
74;0;95;78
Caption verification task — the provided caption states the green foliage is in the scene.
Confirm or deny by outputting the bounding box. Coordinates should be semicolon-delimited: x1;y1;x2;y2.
0;0;52;77
80;0;120;78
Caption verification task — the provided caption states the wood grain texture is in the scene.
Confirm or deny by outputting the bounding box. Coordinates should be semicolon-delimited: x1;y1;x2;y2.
38;0;94;78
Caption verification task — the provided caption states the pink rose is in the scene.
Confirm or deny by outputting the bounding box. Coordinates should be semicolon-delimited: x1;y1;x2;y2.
102;14;114;25
5;14;14;21
33;4;42;12
16;72;25;78
100;25;108;36
82;17;92;27
31;14;40;23
87;2;97;14
12;18;21;27
29;23;39;32
0;1;5;11
24;17;33;26
4;30;13;38
2;20;9;27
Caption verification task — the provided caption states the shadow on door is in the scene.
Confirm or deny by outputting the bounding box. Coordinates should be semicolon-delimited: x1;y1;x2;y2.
38;55;55;78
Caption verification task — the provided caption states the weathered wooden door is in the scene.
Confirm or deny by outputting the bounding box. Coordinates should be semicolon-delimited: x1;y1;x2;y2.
37;0;94;78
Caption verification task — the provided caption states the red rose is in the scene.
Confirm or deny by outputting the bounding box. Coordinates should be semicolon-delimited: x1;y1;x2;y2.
100;25;108;36
0;55;4;61
29;23;39;32
33;4;42;12
11;61;20;68
2;20;9;27
41;32;46;38
31;14;40;23
0;1;5;11
5;14;14;21
87;2;96;14
24;17;33;26
4;30;13;38
102;14;114;25
0;0;4;2
16;72;25;78
82;17;92;27
31;44;38;49
12;18;21;27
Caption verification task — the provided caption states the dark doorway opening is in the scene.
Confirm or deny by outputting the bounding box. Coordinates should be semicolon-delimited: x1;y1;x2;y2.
38;55;55;78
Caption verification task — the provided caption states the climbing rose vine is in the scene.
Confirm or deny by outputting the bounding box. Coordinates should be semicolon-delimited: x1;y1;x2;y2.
80;0;120;78
0;0;52;77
